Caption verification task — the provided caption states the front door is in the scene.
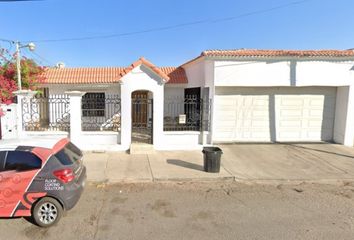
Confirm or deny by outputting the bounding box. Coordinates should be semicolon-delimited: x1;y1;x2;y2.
131;91;153;144
132;91;148;127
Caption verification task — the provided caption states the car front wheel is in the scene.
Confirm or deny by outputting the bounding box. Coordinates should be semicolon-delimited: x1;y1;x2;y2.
32;197;63;227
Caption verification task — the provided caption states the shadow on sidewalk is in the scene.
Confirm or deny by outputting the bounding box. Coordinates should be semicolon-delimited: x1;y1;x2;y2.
167;159;204;171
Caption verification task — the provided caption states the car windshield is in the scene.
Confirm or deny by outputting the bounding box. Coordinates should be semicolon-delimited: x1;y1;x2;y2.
54;142;82;165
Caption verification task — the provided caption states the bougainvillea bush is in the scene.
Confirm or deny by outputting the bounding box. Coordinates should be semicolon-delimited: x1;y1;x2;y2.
0;48;46;116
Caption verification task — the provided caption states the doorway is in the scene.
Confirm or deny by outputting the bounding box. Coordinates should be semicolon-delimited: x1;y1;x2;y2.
131;91;153;144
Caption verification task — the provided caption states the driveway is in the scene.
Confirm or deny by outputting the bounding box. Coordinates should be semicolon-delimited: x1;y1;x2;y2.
220;143;354;181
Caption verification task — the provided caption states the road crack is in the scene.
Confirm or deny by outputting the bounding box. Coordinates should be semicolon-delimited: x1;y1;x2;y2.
93;188;108;239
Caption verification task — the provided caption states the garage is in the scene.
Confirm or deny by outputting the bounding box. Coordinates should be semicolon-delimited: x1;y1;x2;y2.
213;87;336;143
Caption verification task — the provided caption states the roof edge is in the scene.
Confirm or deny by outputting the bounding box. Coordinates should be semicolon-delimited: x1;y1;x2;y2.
120;57;170;82
202;49;354;58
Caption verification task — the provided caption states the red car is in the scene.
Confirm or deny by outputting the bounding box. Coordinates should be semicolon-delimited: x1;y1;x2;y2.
0;138;86;227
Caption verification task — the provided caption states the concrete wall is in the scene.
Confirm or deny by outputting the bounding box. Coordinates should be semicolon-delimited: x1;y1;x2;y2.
297;61;354;86
213;58;354;87
214;60;291;86
164;85;184;99
156;131;209;150
21;131;69;140
76;131;121;151
333;86;354;146
204;60;215;144
184;59;205;88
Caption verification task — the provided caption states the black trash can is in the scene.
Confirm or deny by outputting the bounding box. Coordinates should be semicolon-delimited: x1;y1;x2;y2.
202;147;223;173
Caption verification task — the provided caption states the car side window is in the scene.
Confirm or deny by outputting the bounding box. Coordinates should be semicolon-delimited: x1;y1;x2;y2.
5;151;42;172
0;151;7;172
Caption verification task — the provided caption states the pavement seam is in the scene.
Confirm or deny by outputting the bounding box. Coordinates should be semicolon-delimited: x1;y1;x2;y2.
147;154;155;182
93;188;107;239
221;164;235;180
294;145;351;175
104;156;109;182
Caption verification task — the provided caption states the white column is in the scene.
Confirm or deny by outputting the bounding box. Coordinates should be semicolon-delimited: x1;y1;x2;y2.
153;86;164;149
120;83;131;150
13;90;36;138
333;86;354;146
65;91;85;146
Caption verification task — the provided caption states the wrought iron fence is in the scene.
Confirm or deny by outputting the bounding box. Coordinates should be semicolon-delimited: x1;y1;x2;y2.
164;96;211;131
22;95;70;131
81;94;121;132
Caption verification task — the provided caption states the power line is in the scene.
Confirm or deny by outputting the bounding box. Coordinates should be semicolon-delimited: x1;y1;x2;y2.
31;51;54;66
0;38;13;43
23;47;54;66
0;0;44;2
21;0;313;43
0;39;54;66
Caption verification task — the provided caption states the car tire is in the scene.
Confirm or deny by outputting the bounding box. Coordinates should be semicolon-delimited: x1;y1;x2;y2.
32;197;63;228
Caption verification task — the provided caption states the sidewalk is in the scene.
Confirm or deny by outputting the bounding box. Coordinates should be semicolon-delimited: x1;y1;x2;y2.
83;150;234;183
83;143;354;184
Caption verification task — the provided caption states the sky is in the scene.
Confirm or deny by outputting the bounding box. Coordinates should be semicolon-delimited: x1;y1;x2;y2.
0;0;353;67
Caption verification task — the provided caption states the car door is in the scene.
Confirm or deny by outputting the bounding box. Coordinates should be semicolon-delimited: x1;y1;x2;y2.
0;151;43;217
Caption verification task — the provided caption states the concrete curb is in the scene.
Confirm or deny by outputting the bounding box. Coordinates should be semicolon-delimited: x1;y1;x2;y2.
87;176;354;185
152;176;235;182
234;177;354;186
108;178;153;183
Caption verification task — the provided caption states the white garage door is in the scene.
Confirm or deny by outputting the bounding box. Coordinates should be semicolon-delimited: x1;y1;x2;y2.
213;87;336;142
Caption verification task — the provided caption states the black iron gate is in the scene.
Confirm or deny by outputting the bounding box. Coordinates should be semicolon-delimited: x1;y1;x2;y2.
132;93;153;144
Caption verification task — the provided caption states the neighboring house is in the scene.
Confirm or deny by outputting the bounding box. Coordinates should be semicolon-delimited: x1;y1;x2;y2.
2;49;354;151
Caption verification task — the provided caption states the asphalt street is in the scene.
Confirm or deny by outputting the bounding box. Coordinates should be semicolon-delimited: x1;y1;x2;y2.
1;181;354;240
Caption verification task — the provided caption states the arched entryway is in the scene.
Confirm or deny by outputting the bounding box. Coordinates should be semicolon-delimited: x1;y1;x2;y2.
131;90;153;144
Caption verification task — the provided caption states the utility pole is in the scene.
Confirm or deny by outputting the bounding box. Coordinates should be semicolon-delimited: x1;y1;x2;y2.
14;41;36;91
15;41;22;91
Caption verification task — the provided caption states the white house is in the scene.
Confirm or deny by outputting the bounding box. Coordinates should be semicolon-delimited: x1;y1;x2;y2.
1;49;354;151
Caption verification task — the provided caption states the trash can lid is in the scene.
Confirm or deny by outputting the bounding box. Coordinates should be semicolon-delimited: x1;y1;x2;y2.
202;147;223;153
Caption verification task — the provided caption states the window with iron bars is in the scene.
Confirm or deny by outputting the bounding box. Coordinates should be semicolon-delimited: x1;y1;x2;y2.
82;93;105;117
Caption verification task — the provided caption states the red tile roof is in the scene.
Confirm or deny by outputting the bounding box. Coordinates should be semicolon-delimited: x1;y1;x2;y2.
202;49;354;58
44;67;125;84
181;49;354;67
159;67;188;84
43;58;188;84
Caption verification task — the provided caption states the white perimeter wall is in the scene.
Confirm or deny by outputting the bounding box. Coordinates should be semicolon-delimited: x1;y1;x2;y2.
214;60;290;86
214;58;354;87
297;61;354;86
333;86;354;146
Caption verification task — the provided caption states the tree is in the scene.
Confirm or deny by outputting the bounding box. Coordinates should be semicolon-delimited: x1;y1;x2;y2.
0;47;46;116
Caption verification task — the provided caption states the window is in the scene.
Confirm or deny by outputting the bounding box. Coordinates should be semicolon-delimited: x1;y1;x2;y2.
82;93;105;117
65;142;83;157
0;151;7;172
54;143;82;166
4;151;42;172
